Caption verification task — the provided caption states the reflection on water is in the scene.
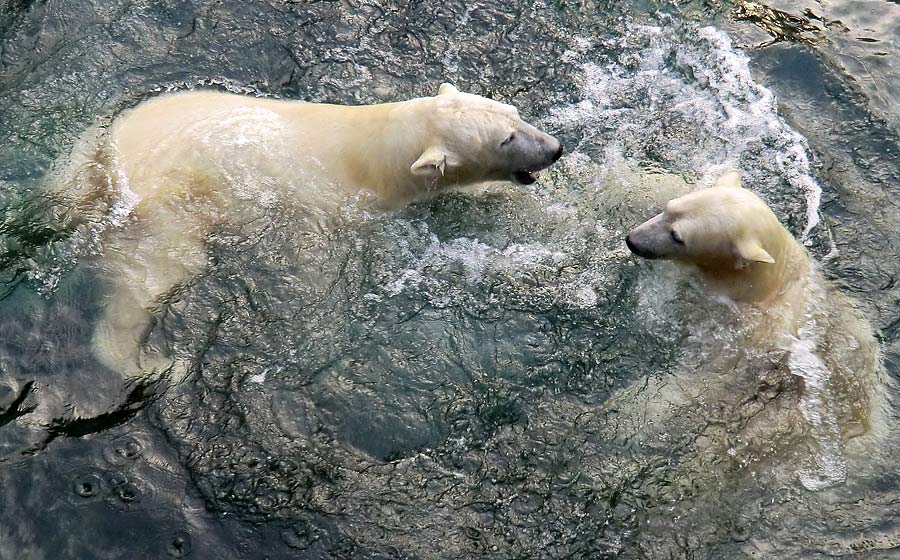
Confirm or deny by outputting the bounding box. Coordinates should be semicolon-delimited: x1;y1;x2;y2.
1;0;899;558
731;0;900;133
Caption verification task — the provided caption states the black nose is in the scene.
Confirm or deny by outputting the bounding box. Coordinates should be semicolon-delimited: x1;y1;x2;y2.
552;143;564;162
625;234;638;254
626;234;658;259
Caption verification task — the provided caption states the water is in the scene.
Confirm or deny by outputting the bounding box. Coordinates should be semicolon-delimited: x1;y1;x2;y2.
1;0;899;558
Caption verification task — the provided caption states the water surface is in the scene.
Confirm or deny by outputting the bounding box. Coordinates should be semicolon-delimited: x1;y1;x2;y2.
1;1;899;558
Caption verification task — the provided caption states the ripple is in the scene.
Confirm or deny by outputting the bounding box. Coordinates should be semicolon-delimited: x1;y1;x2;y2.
166;532;193;558
104;472;154;511
102;434;145;466
71;471;104;501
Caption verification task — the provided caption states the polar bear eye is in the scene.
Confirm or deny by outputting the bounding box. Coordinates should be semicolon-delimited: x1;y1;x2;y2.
500;132;516;147
671;229;685;245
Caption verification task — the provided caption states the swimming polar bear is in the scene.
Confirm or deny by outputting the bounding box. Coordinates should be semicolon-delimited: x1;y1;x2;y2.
627;170;804;308
623;170;884;489
87;84;563;379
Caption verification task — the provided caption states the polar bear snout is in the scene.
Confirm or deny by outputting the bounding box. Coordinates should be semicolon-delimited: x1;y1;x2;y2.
625;232;661;259
625;233;640;256
527;126;563;168
507;125;563;185
552;142;564;162
626;212;671;260
541;135;564;165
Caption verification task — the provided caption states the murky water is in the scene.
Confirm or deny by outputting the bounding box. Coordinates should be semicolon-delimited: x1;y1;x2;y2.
1;1;899;558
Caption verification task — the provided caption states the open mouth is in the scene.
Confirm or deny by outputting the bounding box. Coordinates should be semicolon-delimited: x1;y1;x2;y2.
513;169;538;185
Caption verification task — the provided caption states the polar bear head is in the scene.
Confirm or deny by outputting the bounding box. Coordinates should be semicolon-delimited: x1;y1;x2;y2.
409;83;563;187
625;170;783;271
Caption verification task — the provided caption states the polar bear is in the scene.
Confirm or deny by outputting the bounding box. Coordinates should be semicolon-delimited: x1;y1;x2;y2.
626;170;805;308
85;83;562;378
107;83;562;208
623;170;884;489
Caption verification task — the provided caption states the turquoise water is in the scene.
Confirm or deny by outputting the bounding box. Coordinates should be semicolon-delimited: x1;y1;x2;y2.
1;1;899;558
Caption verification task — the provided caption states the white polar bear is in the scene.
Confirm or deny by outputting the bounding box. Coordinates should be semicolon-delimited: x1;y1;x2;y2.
627;170;805;306
86;83;563;378
624;170;884;489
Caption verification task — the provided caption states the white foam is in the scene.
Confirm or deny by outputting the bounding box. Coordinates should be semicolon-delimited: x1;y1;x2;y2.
789;275;847;490
25;128;143;294
790;328;848;490
547;24;825;242
382;234;567;301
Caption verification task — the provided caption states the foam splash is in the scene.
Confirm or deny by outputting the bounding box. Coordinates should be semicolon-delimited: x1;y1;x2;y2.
23;128;141;295
383;234;567;298
788;274;848;491
548;24;825;242
789;326;847;490
693;26;822;238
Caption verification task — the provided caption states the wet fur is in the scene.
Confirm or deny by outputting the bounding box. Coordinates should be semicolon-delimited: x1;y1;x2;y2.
86;86;561;378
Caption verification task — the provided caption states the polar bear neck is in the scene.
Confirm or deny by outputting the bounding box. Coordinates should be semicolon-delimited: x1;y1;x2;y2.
282;98;440;206
695;226;809;307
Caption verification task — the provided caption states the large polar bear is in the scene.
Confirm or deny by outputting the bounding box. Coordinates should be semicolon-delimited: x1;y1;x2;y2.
623;170;884;489
86;83;563;378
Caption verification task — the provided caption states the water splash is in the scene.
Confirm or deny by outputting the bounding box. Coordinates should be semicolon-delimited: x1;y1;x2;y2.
789;330;847;490
789;277;847;491
547;23;826;244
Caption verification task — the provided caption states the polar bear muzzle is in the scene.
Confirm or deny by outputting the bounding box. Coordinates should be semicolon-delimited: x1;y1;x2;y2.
425;84;563;188
505;121;563;185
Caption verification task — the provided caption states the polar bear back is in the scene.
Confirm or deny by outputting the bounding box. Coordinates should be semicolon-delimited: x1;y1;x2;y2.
109;93;325;207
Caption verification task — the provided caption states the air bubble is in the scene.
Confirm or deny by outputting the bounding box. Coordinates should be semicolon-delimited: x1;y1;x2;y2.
115;482;141;503
104;473;153;511
103;435;145;465
166;532;193;558
72;473;103;499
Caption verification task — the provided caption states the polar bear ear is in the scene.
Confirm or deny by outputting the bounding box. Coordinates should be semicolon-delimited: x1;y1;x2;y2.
714;169;742;189
735;239;775;266
438;83;459;96
411;146;447;177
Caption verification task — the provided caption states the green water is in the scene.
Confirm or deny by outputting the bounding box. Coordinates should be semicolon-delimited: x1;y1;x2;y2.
1;1;899;558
